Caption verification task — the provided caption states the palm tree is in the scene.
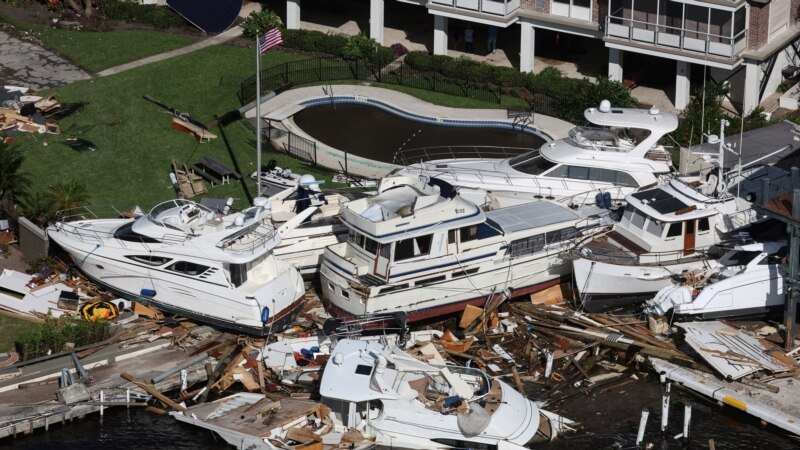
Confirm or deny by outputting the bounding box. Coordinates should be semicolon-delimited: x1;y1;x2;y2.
18;191;55;228
46;179;90;213
0;142;32;214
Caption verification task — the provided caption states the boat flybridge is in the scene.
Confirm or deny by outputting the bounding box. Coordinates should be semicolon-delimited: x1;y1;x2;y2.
396;101;677;208
320;176;605;322
267;175;352;277
47;197;318;335
572;126;791;312
318;339;573;449
645;241;786;319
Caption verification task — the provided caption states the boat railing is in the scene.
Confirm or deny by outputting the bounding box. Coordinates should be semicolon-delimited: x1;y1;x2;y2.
557;185;627;209
216;223;279;253
721;208;759;232
56;205;127;223
573;244;710;267
393;145;530;167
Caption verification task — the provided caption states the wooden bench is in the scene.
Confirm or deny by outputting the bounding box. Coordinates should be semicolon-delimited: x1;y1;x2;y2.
195;156;240;186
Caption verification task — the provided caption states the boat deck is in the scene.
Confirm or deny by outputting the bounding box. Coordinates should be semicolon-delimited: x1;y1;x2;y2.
186;396;319;438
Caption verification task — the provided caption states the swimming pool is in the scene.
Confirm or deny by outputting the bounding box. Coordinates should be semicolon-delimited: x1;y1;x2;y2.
291;102;546;164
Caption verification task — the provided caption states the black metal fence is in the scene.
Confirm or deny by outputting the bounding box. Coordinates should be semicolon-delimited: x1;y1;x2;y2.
240;57;502;105
263;119;317;164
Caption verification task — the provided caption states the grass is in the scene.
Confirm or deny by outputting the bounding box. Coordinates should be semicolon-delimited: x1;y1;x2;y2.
16;46;324;210
1;14;197;73
0;315;32;353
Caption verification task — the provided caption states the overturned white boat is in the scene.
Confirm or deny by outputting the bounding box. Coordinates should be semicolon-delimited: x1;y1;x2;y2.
645;241;786;318
319;339;572;449
47;198;312;335
397;101;676;208
320;176;605;323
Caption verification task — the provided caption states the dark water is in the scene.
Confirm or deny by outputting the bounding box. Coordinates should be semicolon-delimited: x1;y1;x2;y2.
5;378;798;449
292;103;545;163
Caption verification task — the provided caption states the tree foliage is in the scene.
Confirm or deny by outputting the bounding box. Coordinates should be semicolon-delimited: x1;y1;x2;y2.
241;10;283;38
0;141;31;215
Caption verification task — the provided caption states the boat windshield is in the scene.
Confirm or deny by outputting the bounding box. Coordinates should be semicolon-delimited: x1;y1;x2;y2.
508;150;557;175
719;250;761;267
147;200;212;226
567;126;650;152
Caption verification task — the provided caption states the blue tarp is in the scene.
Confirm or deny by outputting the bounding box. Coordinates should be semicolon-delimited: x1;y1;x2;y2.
167;0;243;34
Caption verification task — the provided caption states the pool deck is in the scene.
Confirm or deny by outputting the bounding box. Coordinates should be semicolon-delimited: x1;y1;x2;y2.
245;85;574;178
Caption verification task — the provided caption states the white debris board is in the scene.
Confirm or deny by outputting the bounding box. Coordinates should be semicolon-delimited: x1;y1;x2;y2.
677;321;791;380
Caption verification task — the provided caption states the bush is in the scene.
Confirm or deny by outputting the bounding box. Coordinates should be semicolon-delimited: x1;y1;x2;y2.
390;43;408;57
283;29;349;55
15;316;108;361
241;10;282;39
98;0;186;28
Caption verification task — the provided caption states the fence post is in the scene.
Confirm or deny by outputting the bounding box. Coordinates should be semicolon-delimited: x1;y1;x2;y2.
497;80;502;104
318;57;322;81
463;75;469;98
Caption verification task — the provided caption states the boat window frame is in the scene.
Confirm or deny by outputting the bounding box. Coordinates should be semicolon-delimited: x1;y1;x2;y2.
125;255;172;267
665;222;683;239
165;261;211;277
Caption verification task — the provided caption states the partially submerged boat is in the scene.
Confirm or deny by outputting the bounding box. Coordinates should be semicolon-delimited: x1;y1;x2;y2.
318;339;572;449
320;176;605;323
645;241;786;318
47;198;313;335
397;101;676;208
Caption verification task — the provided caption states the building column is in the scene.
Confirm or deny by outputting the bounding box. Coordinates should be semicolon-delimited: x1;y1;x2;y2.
369;0;384;45
743;61;760;116
608;48;623;82
675;60;691;110
286;0;301;30
520;22;535;73
433;15;448;56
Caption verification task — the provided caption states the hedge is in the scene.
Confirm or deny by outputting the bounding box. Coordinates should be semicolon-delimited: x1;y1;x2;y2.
97;0;186;29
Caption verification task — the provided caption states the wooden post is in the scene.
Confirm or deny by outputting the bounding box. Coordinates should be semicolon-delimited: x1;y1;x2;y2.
786;189;800;350
120;372;186;412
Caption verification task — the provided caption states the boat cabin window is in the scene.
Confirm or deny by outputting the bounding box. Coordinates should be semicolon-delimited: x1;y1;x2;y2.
394;234;433;261
460;225;478;242
348;229;365;247
508;226;577;258
547;165;637;187
630;209;646;229
646;219;663;237
448;229;456;244
0;286;24;300
229;263;247;287
114;222;161;243
125;255;171;266
698;217;710;232
166;261;210;276
458;222;502;243
364;237;379;255
355;364;373;376
509;150;557;175
666;223;682;238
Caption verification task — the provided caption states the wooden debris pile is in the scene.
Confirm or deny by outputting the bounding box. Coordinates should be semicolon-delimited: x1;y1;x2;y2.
1;94;61;135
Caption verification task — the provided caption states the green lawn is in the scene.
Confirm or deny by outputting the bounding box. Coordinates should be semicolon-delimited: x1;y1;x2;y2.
0;315;30;353
17;46;323;210
0;14;198;73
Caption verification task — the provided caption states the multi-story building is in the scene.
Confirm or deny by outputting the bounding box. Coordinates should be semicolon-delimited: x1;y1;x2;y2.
281;0;800;113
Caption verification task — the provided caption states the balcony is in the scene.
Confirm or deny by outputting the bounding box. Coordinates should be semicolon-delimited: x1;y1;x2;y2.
429;0;521;17
605;15;748;59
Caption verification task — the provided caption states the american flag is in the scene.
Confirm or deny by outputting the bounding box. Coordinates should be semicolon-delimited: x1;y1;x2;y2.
259;28;283;54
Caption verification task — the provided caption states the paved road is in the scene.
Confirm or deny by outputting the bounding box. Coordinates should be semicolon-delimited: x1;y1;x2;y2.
0;30;90;91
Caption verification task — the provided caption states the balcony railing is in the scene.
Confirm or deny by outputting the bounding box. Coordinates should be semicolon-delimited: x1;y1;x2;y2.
605;15;747;59
430;0;521;16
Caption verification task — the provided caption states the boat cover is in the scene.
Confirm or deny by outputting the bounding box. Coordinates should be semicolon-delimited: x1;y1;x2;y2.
167;0;243;33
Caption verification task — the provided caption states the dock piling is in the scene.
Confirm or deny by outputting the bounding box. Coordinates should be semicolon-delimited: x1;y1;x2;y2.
636;408;650;448
681;402;692;443
661;381;671;433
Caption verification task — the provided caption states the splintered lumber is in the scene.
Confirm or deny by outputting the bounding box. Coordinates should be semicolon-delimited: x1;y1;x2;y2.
531;283;571;306
459;305;483;329
172;118;217;142
120;372;186;411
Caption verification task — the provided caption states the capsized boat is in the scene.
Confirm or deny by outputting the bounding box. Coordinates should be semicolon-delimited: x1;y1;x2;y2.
319;339;573;449
645;241;786;318
320;176;607;323
47;198;314;335
396;101;676;208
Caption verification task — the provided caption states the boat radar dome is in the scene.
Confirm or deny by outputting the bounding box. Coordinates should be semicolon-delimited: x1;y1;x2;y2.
299;174;324;186
253;197;269;207
599;99;611;113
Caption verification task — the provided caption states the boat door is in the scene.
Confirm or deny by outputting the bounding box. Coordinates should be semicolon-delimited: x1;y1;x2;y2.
374;243;391;279
683;220;696;256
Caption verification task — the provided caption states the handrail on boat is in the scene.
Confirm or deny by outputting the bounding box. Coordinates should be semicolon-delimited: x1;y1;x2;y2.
393;145;532;167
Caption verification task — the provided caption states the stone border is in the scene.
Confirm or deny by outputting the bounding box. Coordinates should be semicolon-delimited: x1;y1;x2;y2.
245;85;574;178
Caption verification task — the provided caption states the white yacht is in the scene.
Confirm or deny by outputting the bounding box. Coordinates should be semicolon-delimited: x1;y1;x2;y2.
251;159;300;194
319;339;572;449
267;178;351;277
645;241;786;318
572;163;789;312
396;101;676;208
47;199;314;335
320;176;604;322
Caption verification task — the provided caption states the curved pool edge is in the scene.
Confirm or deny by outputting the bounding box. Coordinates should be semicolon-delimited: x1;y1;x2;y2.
246;85;575;179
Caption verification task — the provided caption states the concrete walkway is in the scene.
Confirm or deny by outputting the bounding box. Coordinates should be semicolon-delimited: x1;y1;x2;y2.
96;26;244;77
0;31;90;90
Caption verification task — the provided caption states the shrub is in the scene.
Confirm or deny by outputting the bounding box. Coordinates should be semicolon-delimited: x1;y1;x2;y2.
15;316;108;361
241;10;282;39
282;29;349;55
390;43;408;57
341;34;379;61
97;0;186;28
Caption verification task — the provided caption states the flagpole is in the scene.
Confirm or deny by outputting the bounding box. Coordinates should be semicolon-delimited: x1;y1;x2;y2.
255;33;262;198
